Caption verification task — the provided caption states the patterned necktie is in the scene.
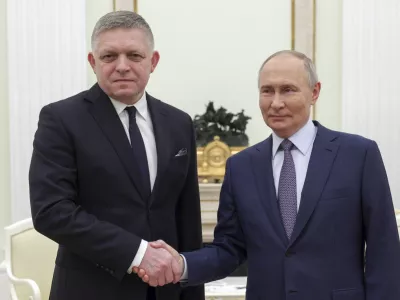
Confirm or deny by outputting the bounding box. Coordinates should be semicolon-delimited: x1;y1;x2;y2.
125;106;151;198
278;139;297;239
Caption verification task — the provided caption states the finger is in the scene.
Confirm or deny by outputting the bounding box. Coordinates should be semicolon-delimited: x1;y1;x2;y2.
149;239;166;248
138;269;146;278
164;264;174;284
143;274;149;283
149;277;159;287
172;257;183;283
151;241;177;258
162;243;178;257
157;272;166;286
132;267;139;273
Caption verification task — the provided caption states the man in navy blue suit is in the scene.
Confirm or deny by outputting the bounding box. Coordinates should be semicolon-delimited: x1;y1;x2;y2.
136;50;400;299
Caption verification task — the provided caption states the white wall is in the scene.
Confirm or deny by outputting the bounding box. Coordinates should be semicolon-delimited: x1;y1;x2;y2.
86;0;113;87
0;0;110;262
139;0;292;145
315;0;342;130
0;0;11;262
342;0;400;209
7;0;88;222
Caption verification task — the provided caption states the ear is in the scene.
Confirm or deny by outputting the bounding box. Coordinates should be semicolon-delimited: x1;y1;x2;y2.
87;52;96;73
311;82;321;105
150;51;160;73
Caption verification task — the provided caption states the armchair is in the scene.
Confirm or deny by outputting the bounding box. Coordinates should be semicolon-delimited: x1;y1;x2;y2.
2;218;57;300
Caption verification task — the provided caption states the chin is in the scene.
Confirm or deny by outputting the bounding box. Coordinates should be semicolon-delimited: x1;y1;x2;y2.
268;119;287;128
113;90;137;98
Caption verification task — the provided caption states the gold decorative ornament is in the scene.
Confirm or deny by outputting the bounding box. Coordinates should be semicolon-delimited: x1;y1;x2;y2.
197;136;246;183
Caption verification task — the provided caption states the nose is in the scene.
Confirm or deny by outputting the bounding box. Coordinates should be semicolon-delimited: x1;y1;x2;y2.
115;55;130;73
271;94;284;109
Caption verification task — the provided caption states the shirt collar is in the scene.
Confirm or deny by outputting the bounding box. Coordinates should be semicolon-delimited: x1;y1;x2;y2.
109;93;149;121
272;118;316;157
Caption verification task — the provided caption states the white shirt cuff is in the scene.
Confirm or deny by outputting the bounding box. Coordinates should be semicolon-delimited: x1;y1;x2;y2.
127;239;148;273
180;254;188;280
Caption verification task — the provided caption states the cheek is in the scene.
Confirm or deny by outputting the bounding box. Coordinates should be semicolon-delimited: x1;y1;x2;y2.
259;97;271;111
95;62;114;78
137;63;151;76
286;97;304;113
102;66;115;79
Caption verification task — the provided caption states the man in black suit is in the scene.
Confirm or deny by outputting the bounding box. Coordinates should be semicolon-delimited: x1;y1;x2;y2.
29;10;204;300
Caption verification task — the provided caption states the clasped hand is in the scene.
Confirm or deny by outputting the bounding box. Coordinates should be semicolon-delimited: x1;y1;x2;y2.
133;240;182;287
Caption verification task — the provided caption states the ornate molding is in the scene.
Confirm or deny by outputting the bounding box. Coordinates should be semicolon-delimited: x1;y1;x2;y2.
113;0;138;12
292;0;317;118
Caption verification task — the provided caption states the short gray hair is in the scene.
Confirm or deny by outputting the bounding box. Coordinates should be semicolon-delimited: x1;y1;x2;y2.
91;11;154;51
258;50;318;88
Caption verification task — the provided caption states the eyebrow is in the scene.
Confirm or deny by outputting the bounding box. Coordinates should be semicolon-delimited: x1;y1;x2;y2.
260;83;297;89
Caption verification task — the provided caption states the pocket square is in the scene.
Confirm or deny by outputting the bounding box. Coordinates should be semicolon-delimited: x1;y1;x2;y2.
175;148;187;157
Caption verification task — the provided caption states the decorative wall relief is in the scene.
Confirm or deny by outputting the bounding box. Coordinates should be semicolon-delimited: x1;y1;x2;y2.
195;102;251;183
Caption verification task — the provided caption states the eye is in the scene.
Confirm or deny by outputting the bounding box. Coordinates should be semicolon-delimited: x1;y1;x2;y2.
261;87;273;94
128;53;143;61
282;86;295;93
100;54;116;62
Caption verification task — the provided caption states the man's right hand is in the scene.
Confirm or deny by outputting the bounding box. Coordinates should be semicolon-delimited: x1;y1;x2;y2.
136;243;180;287
134;240;184;285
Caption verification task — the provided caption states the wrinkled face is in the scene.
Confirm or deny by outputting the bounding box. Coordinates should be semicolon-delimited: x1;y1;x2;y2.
258;54;320;138
88;28;159;104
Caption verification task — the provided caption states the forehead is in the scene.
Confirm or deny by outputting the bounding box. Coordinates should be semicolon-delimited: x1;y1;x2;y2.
95;27;150;52
260;55;308;86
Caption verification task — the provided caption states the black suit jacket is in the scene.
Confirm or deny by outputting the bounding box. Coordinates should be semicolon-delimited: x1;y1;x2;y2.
29;84;205;300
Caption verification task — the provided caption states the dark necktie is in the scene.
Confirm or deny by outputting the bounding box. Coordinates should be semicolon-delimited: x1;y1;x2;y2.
125;106;151;198
278;139;297;239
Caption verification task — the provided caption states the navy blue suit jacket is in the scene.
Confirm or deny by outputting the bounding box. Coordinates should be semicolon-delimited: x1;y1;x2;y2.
183;122;400;300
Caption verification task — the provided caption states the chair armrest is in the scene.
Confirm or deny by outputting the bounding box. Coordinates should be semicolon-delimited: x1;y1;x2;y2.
2;261;41;300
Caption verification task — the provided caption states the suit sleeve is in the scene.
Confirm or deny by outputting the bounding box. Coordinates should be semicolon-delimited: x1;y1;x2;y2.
182;157;247;286
362;140;400;299
176;118;205;300
29;104;141;281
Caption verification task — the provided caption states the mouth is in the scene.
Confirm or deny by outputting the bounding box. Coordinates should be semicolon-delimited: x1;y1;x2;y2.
269;115;287;119
114;79;134;82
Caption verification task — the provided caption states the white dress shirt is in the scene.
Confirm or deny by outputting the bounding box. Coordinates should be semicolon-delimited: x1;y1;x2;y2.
181;119;317;280
109;93;156;273
272;118;317;210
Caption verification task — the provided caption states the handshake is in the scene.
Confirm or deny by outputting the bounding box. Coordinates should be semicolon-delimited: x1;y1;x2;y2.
132;240;184;287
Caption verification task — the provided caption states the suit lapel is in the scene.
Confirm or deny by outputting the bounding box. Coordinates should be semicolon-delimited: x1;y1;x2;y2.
252;137;288;246
289;123;339;246
146;94;172;195
85;84;147;200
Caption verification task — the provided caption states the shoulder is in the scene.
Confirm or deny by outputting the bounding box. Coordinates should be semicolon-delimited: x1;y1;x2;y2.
42;89;89;115
338;131;374;147
147;94;193;125
226;140;266;166
321;124;376;151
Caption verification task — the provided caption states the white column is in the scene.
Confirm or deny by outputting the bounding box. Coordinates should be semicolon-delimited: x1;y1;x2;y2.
314;0;342;131
342;0;400;208
7;0;87;222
